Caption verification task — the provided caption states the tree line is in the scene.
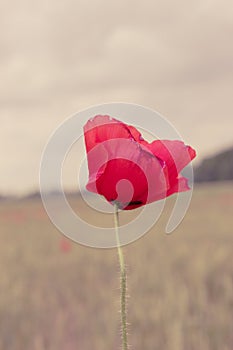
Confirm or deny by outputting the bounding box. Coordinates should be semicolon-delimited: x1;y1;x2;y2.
194;146;233;182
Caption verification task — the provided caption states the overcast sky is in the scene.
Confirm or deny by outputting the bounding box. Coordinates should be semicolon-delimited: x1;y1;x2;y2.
1;0;233;194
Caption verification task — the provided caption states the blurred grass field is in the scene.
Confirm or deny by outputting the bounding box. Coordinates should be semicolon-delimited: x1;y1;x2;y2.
0;182;233;350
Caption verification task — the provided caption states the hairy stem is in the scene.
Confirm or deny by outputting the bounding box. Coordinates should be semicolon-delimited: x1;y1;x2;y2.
114;204;128;350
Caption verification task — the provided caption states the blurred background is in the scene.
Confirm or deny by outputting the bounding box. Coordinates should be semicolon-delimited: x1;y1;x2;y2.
0;0;233;349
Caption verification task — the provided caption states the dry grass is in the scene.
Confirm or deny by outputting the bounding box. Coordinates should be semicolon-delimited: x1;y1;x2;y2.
0;182;233;349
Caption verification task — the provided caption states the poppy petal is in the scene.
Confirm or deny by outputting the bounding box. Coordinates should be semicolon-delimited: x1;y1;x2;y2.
84;115;196;210
148;140;196;181
84;115;133;153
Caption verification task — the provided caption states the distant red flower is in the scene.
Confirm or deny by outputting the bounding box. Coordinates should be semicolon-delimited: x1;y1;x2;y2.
84;115;196;210
60;237;72;253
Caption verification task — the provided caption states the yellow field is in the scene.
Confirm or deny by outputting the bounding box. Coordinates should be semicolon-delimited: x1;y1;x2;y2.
0;182;233;350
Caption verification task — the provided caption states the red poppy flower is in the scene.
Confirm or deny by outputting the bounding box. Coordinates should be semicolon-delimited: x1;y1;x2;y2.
84;115;196;210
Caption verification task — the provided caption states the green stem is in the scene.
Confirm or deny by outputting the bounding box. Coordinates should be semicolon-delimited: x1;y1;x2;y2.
114;204;128;350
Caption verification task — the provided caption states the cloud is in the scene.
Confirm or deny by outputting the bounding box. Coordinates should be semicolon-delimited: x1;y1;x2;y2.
0;0;233;192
